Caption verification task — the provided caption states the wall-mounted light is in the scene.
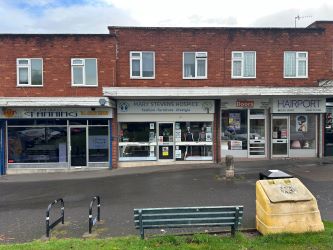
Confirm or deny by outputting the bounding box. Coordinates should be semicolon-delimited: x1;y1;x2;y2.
99;98;107;106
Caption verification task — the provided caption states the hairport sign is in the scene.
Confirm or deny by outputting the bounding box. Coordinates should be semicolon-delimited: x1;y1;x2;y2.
272;98;326;113
0;107;113;119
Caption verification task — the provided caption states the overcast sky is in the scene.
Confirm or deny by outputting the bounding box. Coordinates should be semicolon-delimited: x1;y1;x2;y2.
0;0;332;33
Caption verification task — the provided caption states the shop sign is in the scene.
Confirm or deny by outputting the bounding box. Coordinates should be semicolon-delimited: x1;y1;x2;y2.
221;99;270;109
117;100;215;114
0;107;113;119
272;98;326;113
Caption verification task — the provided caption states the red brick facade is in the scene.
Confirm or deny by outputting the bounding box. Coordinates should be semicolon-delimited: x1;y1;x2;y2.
0;35;116;97
110;25;333;87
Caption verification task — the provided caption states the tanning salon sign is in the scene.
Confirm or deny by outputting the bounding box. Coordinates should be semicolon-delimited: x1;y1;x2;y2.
117;100;215;114
0;107;113;119
272;98;326;113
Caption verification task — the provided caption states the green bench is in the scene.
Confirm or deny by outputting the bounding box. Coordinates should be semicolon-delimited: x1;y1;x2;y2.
134;205;243;239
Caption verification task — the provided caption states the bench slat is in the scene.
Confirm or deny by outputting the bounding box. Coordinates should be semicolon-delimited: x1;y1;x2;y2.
134;217;243;228
136;222;240;229
134;206;243;215
134;211;243;220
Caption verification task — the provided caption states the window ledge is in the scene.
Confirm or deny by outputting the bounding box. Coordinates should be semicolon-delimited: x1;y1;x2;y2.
183;77;208;80
71;85;99;87
16;85;43;88
130;77;155;80
284;76;308;79
231;76;256;79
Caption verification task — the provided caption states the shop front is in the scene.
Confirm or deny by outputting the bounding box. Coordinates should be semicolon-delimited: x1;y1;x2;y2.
117;100;215;166
271;97;325;158
324;99;333;156
221;98;270;158
0;106;112;173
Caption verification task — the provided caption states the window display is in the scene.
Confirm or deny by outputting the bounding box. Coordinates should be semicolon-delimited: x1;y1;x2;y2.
221;110;248;150
290;114;315;149
89;126;108;162
8;126;67;163
175;122;213;161
119;122;157;161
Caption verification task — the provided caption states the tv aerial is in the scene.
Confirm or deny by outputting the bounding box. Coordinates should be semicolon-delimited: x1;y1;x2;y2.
294;15;312;28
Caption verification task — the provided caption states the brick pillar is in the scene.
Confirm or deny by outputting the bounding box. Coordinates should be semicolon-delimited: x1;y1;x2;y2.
214;100;221;163
111;108;118;168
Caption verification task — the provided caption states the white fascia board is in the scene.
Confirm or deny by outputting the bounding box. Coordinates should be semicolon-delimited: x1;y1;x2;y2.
103;87;333;98
0;97;115;108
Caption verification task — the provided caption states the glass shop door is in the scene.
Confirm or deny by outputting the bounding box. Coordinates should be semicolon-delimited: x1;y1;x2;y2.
272;116;289;157
70;126;87;167
158;123;174;160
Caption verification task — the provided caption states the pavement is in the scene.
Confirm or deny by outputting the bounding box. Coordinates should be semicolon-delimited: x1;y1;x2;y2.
0;158;333;243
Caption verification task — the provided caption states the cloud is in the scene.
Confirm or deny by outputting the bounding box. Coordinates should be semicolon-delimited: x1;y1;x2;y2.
252;4;333;27
0;0;137;33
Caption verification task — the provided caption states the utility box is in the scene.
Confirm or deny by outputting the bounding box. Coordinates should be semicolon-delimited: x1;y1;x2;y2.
256;178;324;235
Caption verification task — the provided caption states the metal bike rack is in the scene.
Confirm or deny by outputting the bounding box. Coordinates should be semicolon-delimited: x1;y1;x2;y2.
46;198;64;237
89;196;101;234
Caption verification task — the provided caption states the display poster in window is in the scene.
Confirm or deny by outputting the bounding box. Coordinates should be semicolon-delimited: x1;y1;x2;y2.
175;123;180;129
175;149;182;159
326;113;332;129
149;132;156;142
159;136;163;143
59;143;67;162
149;151;155;157
206;132;212;142
169;136;173;142
89;135;108;149
229;113;241;130
281;129;288;138
175;129;181;142
162;146;169;156
150;123;155;130
206;126;212;133
229;140;242;150
296;115;307;132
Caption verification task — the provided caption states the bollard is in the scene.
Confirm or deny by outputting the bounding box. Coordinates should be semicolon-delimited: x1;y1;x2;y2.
225;155;234;178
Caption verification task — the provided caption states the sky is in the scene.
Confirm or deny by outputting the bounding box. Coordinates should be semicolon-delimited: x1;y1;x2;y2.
0;0;332;33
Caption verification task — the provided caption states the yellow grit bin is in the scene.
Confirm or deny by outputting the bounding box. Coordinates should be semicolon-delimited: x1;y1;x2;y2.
256;178;324;235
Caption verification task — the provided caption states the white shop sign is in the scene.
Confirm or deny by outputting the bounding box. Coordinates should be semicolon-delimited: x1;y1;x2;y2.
272;98;326;113
117;100;215;114
220;99;270;109
0;107;113;119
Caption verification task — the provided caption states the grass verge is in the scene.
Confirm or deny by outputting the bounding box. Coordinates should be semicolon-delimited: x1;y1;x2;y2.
1;221;332;250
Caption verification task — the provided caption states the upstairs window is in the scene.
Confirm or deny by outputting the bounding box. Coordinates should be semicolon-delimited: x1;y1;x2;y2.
17;58;43;86
232;51;256;78
71;58;98;86
183;52;207;79
130;51;155;79
284;51;308;78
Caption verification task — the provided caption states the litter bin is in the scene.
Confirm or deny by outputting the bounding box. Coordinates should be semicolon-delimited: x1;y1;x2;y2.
259;169;292;180
256;178;324;235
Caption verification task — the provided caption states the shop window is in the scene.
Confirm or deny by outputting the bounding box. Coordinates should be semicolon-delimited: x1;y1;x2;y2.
221;109;248;150
183;52;207;79
17;58;43;86
88;126;109;162
174;122;213;161
71;58;98;86
232;51;256;78
130;51;155;79
69;119;88;125
8;127;67;163
119;122;157;161
89;119;109;126
290;114;315;149
284;51;308;78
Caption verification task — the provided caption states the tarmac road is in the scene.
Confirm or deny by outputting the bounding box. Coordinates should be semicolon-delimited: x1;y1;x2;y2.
0;158;333;243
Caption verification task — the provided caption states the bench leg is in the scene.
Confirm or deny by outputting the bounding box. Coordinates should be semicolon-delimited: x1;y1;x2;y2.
140;228;145;240
231;225;235;236
139;210;144;239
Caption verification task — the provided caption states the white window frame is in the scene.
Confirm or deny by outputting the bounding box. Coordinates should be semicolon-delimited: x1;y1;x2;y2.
284;51;308;78
16;58;43;87
130;51;155;79
183;52;208;79
71;58;98;86
231;51;256;79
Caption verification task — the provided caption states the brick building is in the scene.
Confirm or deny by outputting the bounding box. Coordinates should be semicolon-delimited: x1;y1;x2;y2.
0;35;116;174
1;21;333;174
105;21;333;167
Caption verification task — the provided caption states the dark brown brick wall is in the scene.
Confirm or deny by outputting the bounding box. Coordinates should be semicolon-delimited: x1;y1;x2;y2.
0;35;116;97
111;26;333;87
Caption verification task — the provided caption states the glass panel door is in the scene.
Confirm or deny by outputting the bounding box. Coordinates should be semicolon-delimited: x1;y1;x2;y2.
158;123;174;160
272;117;289;157
70;127;87;167
249;118;266;157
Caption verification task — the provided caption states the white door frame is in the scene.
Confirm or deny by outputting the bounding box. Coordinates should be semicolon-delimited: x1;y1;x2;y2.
271;115;290;158
157;122;175;161
68;125;88;168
